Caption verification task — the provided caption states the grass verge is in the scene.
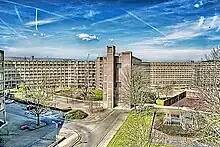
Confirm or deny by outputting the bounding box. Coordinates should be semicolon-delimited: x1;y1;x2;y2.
108;111;172;147
65;110;88;120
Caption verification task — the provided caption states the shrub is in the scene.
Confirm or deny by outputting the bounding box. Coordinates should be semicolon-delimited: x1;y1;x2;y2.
90;89;103;101
65;110;88;120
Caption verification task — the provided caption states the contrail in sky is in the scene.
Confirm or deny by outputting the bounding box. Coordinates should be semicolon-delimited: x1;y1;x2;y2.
122;9;167;37
91;15;125;26
14;5;23;24
0;0;69;19
35;8;38;31
0;17;21;37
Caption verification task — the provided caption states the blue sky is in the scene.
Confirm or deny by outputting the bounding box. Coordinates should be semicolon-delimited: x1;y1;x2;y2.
0;0;220;61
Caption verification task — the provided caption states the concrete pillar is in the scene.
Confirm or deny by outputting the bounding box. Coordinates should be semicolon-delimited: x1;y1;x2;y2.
103;46;115;108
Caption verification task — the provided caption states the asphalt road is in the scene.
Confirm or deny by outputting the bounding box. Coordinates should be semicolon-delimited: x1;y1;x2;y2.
6;102;64;125
4;124;56;147
2;102;64;147
74;109;128;147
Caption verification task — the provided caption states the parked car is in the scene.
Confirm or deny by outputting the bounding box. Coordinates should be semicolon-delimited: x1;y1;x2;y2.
5;99;14;104
20;124;29;130
26;105;36;110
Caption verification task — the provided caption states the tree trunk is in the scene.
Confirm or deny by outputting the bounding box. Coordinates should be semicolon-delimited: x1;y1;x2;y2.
148;111;157;146
36;113;40;126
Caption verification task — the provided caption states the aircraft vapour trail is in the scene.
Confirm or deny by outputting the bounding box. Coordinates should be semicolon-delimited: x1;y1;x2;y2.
14;5;23;24
122;9;167;37
0;0;69;19
91;15;124;26
35;8;38;31
0;17;21;37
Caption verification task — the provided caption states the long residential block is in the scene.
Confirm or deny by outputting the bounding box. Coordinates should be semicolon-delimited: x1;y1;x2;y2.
4;46;220;108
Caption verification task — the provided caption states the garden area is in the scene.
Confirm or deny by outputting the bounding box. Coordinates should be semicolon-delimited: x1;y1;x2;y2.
55;87;103;101
7;83;103;102
153;112;196;137
108;111;173;147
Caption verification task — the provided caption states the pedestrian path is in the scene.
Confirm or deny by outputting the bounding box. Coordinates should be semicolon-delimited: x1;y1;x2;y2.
97;113;128;147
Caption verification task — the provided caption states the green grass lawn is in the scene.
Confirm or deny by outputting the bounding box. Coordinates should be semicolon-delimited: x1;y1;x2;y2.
108;111;173;147
156;99;165;105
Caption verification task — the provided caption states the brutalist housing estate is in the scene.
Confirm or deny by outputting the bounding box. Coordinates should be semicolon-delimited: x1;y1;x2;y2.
4;46;219;108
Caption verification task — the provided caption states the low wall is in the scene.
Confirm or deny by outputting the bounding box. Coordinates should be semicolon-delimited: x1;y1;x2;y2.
11;97;71;112
163;91;186;106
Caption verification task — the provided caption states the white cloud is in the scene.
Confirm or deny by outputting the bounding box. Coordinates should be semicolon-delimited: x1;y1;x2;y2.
198;16;205;27
208;36;220;41
40;33;45;37
194;4;200;8
210;16;218;28
194;1;204;8
109;38;114;42
131;15;220;46
83;10;100;18
199;1;203;5
71;25;89;30
131;29;202;46
77;33;99;41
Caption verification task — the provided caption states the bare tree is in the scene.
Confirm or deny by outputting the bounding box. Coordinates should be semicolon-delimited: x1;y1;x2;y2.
120;65;162;146
156;81;176;99
193;46;220;146
23;79;53;126
121;65;156;110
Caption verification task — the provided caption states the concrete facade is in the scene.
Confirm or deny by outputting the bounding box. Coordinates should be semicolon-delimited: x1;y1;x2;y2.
4;46;220;108
102;46;133;108
101;46;220;108
138;62;195;88
4;60;96;89
95;57;104;89
0;50;6;127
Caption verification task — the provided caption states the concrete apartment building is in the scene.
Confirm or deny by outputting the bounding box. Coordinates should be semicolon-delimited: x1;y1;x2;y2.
101;46;196;108
95;57;104;89
138;62;195;87
4;46;219;108
4;58;96;89
101;46;219;108
0;50;6;127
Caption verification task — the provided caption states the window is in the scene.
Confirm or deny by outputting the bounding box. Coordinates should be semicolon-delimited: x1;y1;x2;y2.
116;63;121;69
115;82;121;87
0;73;3;81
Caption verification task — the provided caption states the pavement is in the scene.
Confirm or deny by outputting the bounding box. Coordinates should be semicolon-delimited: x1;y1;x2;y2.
57;109;129;147
53;96;103;114
97;112;128;147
